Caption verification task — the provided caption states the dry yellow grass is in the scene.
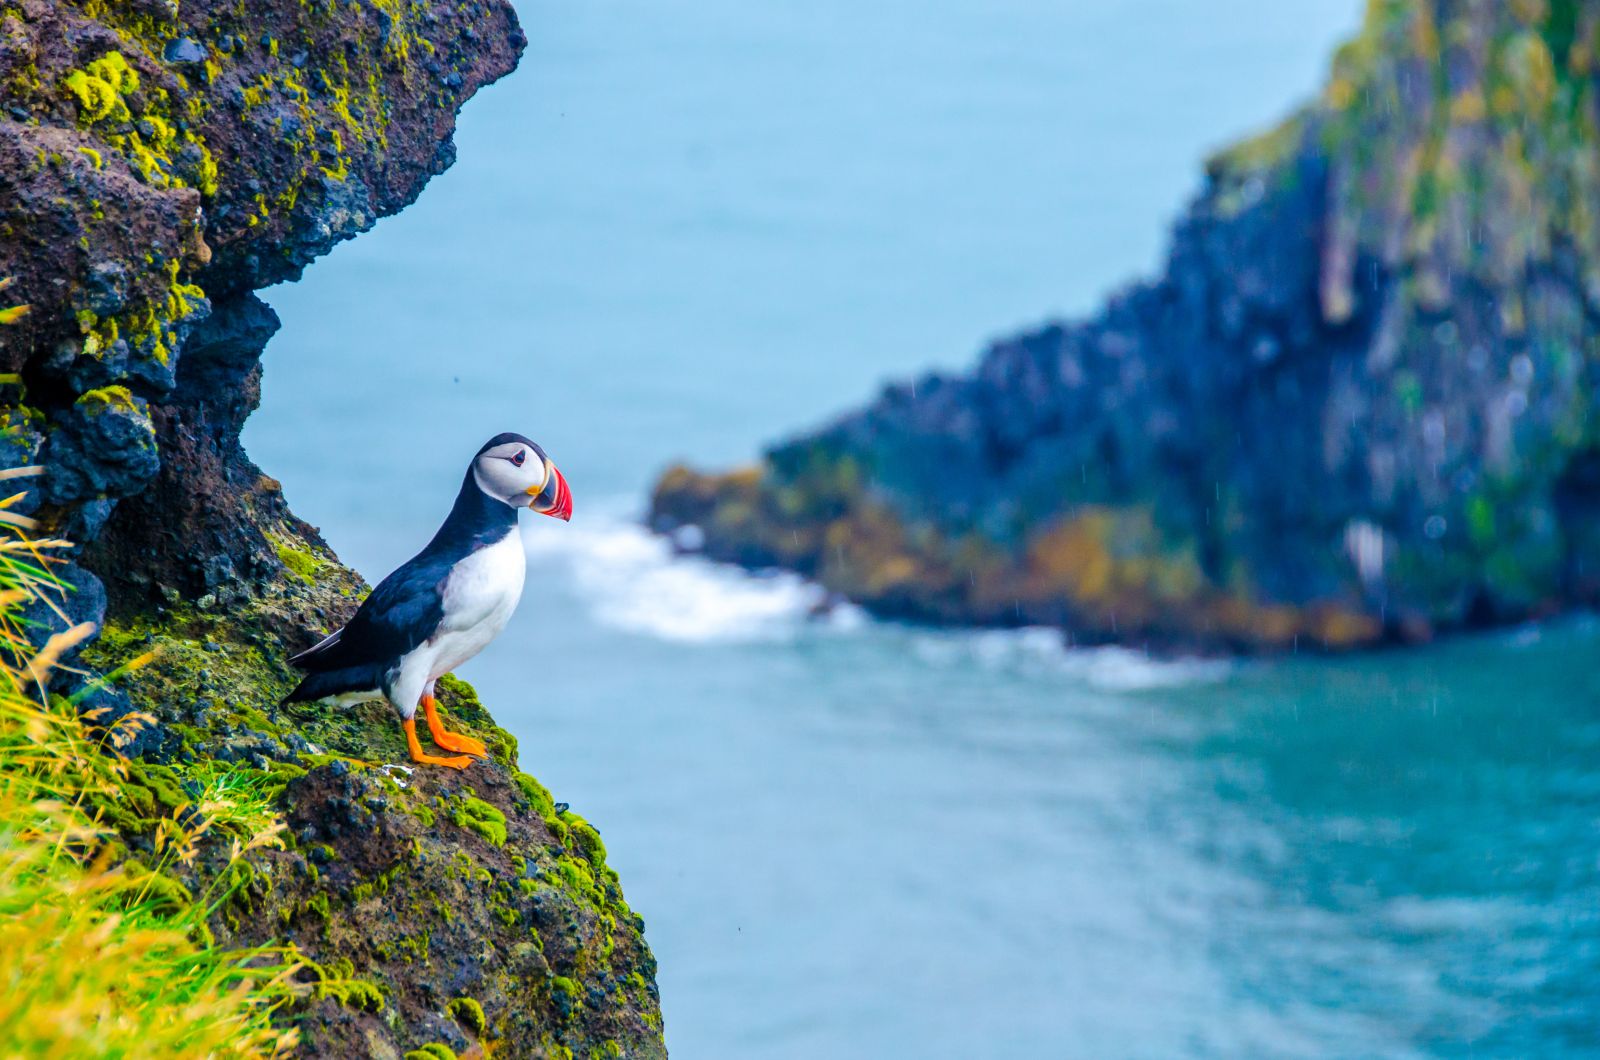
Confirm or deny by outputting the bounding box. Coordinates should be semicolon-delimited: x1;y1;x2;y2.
0;476;303;1058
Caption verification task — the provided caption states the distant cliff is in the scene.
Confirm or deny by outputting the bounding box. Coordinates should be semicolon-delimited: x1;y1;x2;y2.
653;0;1600;652
0;1;666;1055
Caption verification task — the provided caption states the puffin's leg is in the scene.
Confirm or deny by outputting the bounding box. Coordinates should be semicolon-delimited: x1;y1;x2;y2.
403;717;473;769
421;693;487;757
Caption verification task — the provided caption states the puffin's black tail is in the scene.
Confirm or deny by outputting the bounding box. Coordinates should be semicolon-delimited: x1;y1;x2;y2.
281;665;386;706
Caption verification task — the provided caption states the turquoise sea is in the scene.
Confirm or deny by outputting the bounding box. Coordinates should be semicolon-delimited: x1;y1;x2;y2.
245;2;1600;1055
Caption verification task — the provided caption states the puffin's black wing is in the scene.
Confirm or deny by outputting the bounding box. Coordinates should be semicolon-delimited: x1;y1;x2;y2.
286;626;344;667
282;554;450;703
295;557;450;672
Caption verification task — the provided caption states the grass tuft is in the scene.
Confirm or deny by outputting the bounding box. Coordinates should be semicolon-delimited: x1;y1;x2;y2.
0;480;306;1058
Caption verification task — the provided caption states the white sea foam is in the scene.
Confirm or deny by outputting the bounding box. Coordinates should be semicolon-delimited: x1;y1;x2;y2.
523;506;1229;690
911;627;1231;691
522;512;859;643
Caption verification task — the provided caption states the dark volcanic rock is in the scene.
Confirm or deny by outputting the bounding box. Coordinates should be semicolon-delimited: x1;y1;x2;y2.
40;387;161;508
265;761;662;1060
81;290;300;597
0;0;668;1055
653;0;1600;652
0;0;524;599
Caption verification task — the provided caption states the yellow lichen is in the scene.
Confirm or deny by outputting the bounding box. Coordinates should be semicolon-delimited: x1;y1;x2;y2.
75;385;142;416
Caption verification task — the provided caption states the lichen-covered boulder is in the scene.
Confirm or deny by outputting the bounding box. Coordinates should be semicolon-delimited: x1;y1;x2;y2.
41;386;160;509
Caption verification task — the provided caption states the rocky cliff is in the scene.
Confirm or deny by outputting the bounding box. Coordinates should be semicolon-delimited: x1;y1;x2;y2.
0;1;665;1055
652;0;1600;652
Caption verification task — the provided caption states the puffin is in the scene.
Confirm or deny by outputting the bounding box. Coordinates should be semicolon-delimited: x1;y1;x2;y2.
284;433;572;769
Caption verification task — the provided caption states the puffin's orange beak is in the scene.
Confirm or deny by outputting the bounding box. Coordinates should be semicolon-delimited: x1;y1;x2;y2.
528;464;573;521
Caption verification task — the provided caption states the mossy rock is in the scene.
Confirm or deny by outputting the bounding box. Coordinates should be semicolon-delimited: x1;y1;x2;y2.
79;565;663;1058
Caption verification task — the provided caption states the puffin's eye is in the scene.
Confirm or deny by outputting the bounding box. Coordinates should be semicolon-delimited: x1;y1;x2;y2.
511;450;526;467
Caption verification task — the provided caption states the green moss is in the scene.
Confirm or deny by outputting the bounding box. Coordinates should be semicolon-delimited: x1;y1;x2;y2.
120;860;193;915
570;819;606;865
552;856;602;908
299;955;387;1012
274;540;321;581
545;813;571;847
451;796;507;847
349;863;402;903
514;772;555;816
447;996;486;1034
435;673;519;766
84;757;187;835
319;976;385;1013
403;1047;456;1060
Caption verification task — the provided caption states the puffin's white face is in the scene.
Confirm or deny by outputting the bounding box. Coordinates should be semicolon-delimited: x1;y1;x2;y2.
472;439;573;520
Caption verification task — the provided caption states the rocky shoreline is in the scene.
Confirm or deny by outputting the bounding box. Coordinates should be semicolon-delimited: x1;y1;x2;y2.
652;1;1600;654
0;0;666;1054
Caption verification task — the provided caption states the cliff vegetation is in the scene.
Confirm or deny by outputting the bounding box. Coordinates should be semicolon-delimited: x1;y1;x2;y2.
0;0;666;1055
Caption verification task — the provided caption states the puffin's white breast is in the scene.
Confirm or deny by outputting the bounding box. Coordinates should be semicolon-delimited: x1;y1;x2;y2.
428;530;527;678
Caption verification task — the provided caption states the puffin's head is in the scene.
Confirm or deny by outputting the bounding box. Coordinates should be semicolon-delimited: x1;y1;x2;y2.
471;433;573;520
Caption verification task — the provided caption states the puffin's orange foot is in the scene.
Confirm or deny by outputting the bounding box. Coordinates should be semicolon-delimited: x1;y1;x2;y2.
433;730;487;757
415;751;475;770
421;694;487;758
404;718;475;770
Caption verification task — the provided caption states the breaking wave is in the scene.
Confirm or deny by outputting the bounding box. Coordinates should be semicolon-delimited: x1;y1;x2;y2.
521;511;862;644
909;627;1231;691
523;507;1230;689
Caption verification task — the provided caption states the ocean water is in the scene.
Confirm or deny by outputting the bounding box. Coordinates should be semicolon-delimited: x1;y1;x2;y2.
244;1;1600;1056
